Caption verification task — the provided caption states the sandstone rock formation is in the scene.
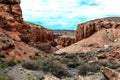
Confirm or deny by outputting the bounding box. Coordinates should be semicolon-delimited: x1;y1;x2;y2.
18;22;55;52
19;22;54;43
0;29;40;60
0;0;55;59
0;0;54;42
0;0;23;31
56;17;120;54
53;30;75;49
97;50;120;63
76;17;120;41
55;36;75;48
17;23;55;53
101;67;120;80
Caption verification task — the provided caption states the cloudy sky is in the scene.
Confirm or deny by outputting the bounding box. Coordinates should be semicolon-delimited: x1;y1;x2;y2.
20;0;120;30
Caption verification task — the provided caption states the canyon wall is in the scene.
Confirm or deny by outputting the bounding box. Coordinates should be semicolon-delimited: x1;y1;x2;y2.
76;18;120;41
0;0;55;59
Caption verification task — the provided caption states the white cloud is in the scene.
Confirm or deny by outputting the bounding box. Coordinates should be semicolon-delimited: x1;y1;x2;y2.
20;0;120;30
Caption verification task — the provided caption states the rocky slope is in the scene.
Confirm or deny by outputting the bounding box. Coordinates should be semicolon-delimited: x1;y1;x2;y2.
0;28;40;60
56;17;120;55
0;0;56;59
0;0;23;31
0;0;120;80
0;0;54;43
19;22;55;53
0;0;78;59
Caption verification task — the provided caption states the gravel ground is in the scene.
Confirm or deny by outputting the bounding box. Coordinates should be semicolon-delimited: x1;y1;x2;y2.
7;64;44;80
84;73;107;80
6;64;106;80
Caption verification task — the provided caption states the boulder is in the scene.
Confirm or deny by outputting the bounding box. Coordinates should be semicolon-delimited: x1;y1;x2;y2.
101;67;120;80
96;50;120;63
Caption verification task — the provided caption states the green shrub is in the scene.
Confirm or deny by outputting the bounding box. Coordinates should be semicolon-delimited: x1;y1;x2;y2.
0;54;5;58
38;59;71;78
2;75;14;80
22;61;39;70
1;40;7;44
22;58;71;78
64;54;76;59
67;61;79;68
0;73;13;80
0;74;7;80
24;52;27;54
97;60;120;69
78;62;99;75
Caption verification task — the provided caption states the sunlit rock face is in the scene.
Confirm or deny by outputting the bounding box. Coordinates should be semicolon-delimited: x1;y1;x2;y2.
101;67;120;80
0;0;54;43
0;0;23;31
55;37;75;47
56;17;120;54
76;17;120;42
0;0;56;59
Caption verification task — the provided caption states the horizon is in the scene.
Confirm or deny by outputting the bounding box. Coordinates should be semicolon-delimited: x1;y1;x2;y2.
20;0;120;30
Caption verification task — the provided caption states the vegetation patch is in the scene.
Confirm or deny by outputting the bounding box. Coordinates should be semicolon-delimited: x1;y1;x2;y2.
1;40;7;44
22;57;71;78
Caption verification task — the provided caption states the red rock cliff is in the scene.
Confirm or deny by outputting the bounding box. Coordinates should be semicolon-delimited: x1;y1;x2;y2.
0;0;23;31
76;18;120;42
0;0;55;59
55;36;75;47
0;0;54;43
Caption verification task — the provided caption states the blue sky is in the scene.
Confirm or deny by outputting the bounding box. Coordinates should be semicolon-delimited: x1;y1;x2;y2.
20;0;120;30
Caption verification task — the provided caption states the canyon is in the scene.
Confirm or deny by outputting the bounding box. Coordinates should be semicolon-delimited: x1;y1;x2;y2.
0;0;120;80
0;0;76;58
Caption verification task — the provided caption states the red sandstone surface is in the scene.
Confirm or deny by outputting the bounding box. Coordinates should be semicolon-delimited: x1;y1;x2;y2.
0;0;55;59
56;18;120;54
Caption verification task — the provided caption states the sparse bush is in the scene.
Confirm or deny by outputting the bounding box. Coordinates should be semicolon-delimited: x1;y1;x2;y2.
0;58;16;70
6;59;16;67
5;52;9;55
38;58;71;78
67;61;79;68
116;68;120;72
22;61;39;70
57;53;80;68
22;58;71;78
35;52;39;56
64;53;76;59
97;60;120;69
24;52;27;54
29;55;36;60
4;75;14;80
22;53;120;78
1;40;7;44
0;74;7;80
0;54;5;58
78;62;99;75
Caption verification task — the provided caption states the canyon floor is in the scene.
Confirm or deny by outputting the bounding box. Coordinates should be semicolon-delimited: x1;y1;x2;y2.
0;28;120;80
0;0;120;80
